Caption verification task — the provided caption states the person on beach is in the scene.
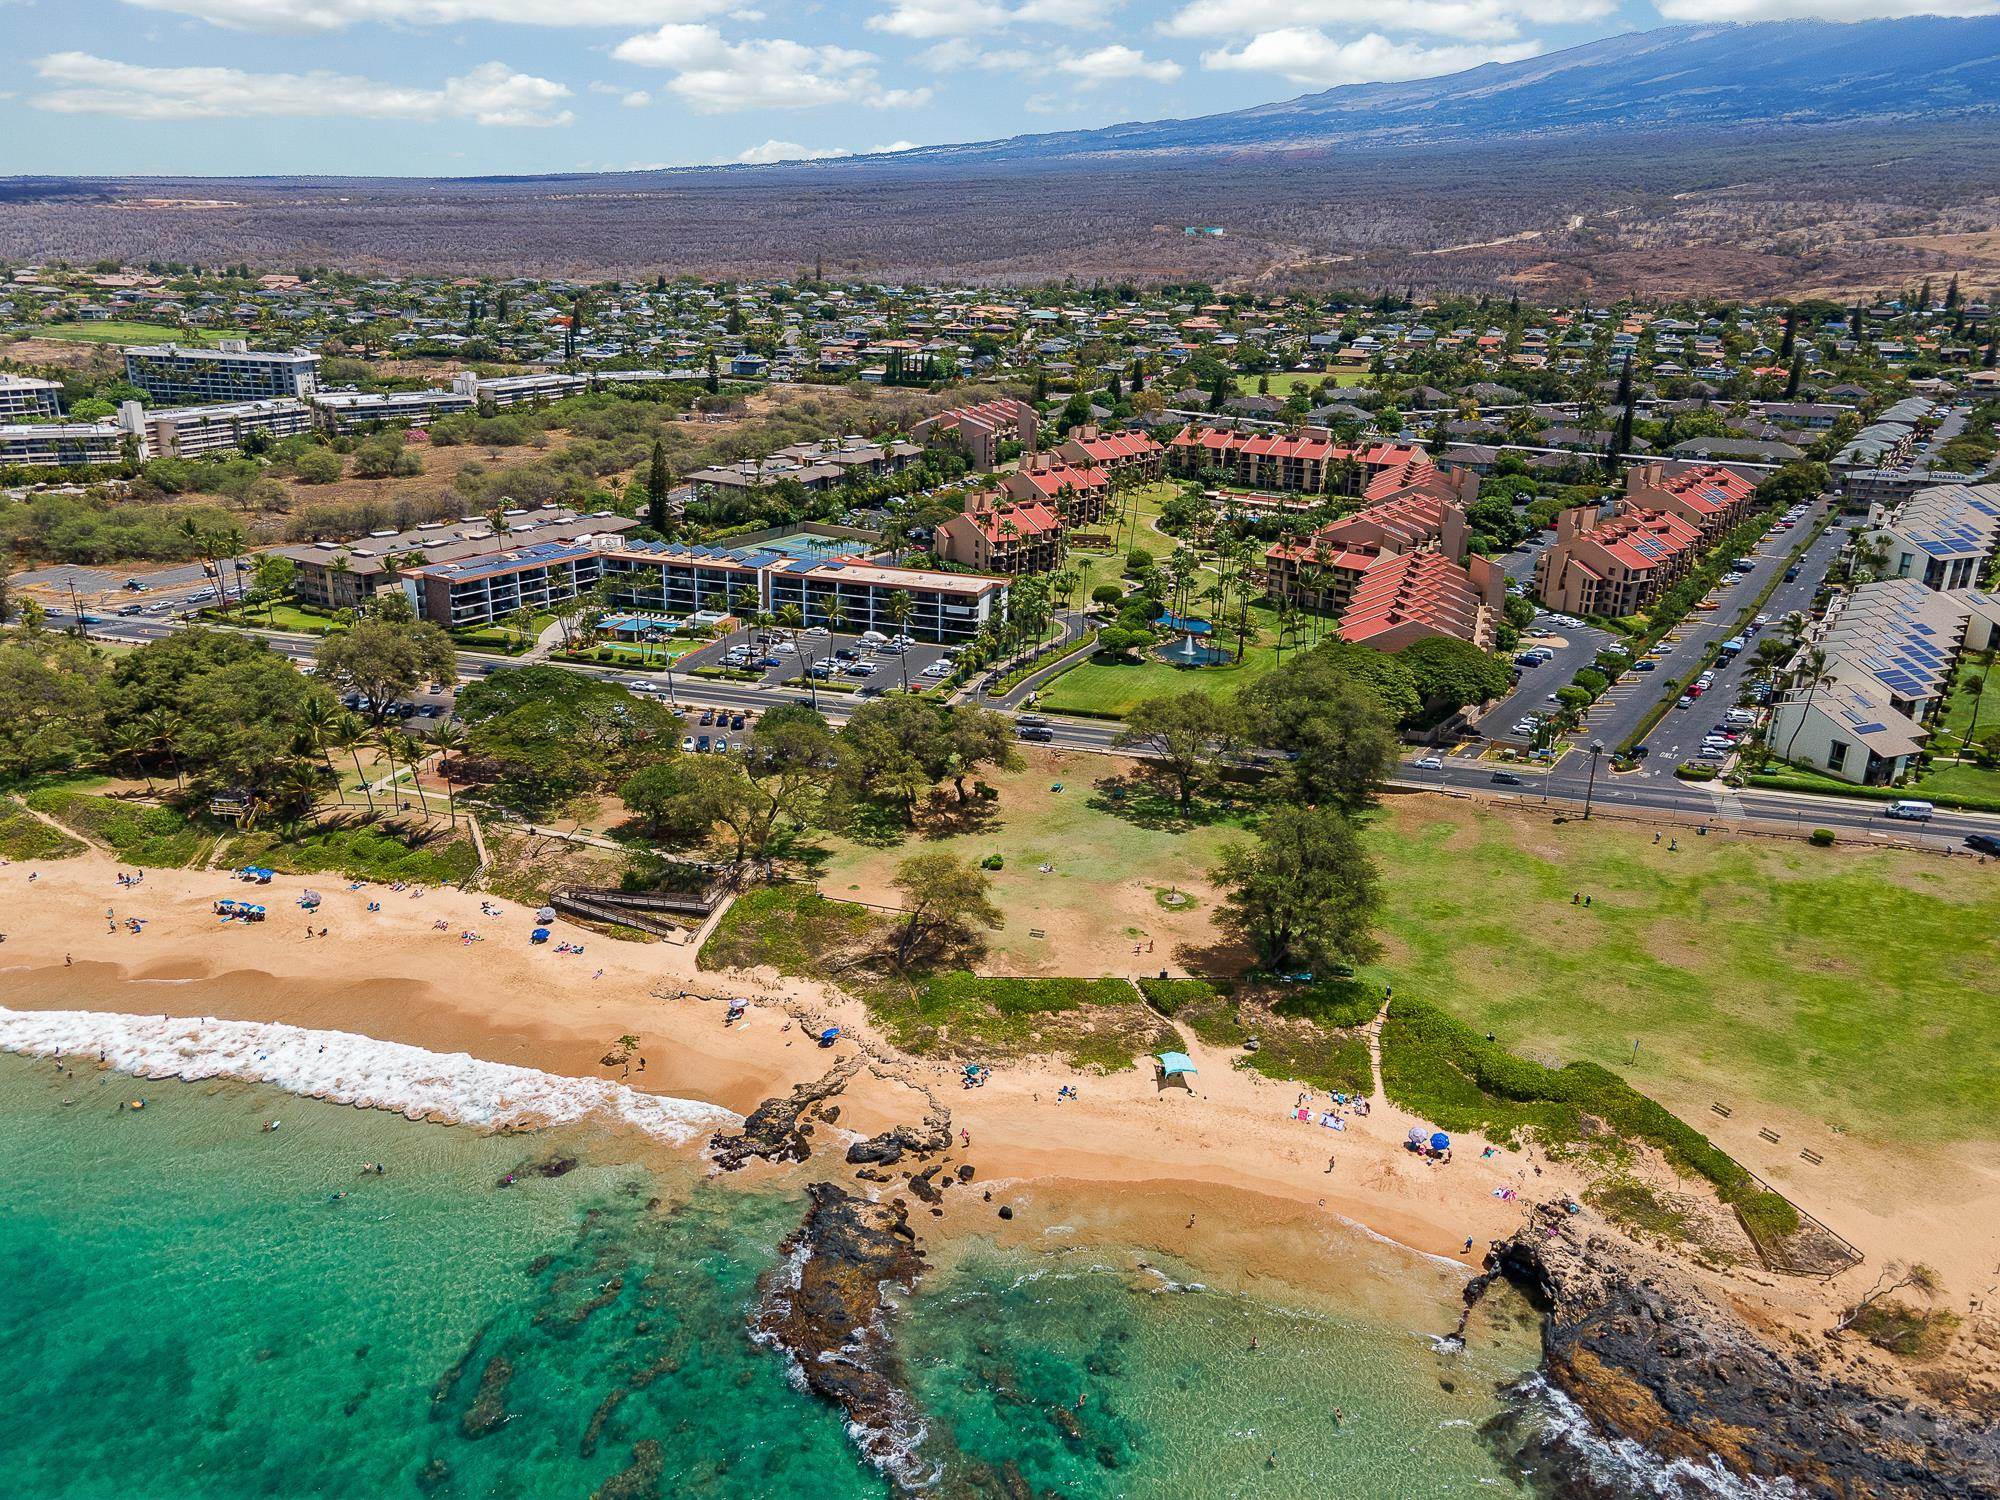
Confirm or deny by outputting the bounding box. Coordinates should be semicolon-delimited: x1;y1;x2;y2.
1325;1155;1336;1173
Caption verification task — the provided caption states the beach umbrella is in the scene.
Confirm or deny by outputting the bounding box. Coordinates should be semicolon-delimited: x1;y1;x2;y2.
1431;1132;1451;1151
1408;1125;1428;1146
535;906;556;923
1155;1052;1198;1077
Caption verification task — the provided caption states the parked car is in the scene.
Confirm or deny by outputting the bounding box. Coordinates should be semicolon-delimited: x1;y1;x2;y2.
1677;695;1694;709
1414;755;1445;770
1963;833;2000;857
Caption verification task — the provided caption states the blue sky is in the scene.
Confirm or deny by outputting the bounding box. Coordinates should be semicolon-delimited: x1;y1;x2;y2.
0;0;1975;177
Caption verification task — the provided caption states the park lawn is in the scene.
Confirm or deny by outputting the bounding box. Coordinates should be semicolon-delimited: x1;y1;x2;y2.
211;601;346;635
1065;480;1185;599
21;321;248;345
1233;372;1368;394
1034;605;1285;718
810;748;1258;975
1360;798;2000;1147
1935;657;2000;751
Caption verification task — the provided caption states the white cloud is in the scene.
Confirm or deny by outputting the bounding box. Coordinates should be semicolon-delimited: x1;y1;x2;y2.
612;23;931;110
1164;0;1609;42
866;0;1114;36
871;139;921;152
918;38;1039;69
736;139;854;163
31;53;574;124
117;0;732;30
1655;0;1997;17
1060;43;1183;80
622;89;653;105
1200;29;1540;84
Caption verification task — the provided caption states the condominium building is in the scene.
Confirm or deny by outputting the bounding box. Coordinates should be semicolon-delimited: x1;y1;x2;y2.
407;541;605;630
1769;578;2000;784
273;506;639;613
1868;482;2000;592
452;370;588;408
688;435;923;497
312;387;474;434
1168;424;1426;495
134;398;315;458
0;374;63;419
1623;462;1760;541
0;420;126;468
934;500;1064;574
1052;424;1164;480
123;341;320;404
910;397;1038;469
1000;455;1112;523
1534;503;1704;617
600;539;1008;641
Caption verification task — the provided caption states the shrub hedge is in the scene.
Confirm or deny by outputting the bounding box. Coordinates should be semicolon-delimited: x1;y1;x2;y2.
1380;995;1766;1210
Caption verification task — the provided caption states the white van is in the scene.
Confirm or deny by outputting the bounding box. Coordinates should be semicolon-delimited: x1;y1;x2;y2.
1885;800;1935;822
1724;710;1756;727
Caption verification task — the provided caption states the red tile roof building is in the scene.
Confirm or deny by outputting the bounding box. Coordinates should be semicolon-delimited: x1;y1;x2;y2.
910;397;1039;470
1260;466;1505;649
1623;462;1760;541
1053;423;1164;480
1001;455;1112;523
934;500;1064;575
1167;423;1426;495
1534;503;1704;617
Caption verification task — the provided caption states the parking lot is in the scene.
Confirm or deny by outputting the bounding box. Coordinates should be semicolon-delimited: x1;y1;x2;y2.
679;627;960;695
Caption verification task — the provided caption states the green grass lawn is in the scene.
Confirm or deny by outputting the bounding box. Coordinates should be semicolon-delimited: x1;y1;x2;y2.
1034;605;1288;718
20;322;248;345
1362;801;2000;1146
210;602;345;636
1935;656;2000;752
1233;372;1369;395
1064;480;1186;600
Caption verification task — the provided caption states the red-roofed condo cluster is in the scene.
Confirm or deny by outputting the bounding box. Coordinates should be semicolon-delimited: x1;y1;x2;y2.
1262;457;1506;649
1534;502;1704;618
909;396;1040;471
1168;422;1426;495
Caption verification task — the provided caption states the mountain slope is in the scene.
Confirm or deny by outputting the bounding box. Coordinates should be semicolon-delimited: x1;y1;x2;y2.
876;17;2000;164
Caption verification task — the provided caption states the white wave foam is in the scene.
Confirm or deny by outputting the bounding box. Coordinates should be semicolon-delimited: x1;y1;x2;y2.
0;1007;739;1145
1520;1374;1804;1498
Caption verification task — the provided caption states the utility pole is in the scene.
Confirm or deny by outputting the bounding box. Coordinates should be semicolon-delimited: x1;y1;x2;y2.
1584;739;1606;819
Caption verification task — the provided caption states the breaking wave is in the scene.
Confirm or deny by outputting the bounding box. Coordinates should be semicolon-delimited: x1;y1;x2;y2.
0;1007;738;1144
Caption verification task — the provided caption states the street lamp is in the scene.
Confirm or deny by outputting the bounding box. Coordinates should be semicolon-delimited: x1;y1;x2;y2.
1583;738;1606;819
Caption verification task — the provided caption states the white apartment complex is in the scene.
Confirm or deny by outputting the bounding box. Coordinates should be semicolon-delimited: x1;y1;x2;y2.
129;398;315;458
123;340;320;404
1770;578;2000;784
1868;482;2000;593
0;374;63;419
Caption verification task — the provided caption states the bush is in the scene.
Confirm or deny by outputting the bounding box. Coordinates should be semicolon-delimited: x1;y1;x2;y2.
1809;828;1837;846
1136;976;1226;1017
1675;763;1720;781
1380;995;1762;1206
1271;976;1379;1029
979;852;1003;870
1091;583;1124;607
25;790;208;868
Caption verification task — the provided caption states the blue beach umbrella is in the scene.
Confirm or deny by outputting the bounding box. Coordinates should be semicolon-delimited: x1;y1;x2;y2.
1431;1132;1451;1151
1155;1052;1198;1077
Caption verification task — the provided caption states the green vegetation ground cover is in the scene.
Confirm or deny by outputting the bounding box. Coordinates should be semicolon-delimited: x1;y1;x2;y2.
868;971;1177;1072
697;884;886;976
1364;803;2000;1145
1035;605;1286;718
1747;762;2000;814
1935;657;2000;749
1139;976;1371;1093
17;322;247;345
24;789;211;867
1232;372;1369;394
1064;480;1184;599
218;822;479;885
209;602;345;636
0;798;85;861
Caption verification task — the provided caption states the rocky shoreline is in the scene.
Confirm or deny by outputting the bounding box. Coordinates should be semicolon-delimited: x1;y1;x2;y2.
1466;1204;2000;1499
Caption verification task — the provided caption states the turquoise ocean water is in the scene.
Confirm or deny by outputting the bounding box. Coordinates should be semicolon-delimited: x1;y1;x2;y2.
0;1050;1556;1498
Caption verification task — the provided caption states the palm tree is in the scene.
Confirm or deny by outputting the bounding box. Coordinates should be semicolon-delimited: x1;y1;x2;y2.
1780;647;1831;767
297;697;341;802
884;590;914;691
330;712;375;813
277;758;325;826
144;709;186;796
427;720;465;827
374;724;403;812
394;731;433;817
106;722;154;794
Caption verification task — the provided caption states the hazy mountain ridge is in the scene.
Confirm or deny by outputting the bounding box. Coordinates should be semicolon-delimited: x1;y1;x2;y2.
861;18;2000;165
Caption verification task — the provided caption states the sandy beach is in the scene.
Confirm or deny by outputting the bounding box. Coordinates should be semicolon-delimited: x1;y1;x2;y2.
3;843;1992;1360
0;849;1557;1263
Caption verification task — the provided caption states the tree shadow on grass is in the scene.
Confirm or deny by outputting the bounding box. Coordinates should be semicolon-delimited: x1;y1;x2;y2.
916;787;1003;841
1085;768;1267;832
